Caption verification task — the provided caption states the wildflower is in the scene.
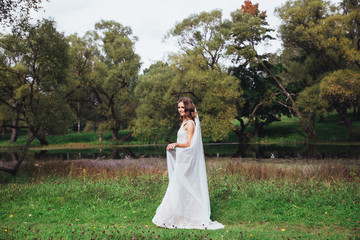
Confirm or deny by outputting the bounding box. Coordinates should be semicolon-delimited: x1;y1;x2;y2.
281;229;285;231
94;227;96;229
28;214;32;217
9;215;13;218
145;225;148;229
4;229;7;232
124;216;127;218
325;212;328;214
250;234;253;237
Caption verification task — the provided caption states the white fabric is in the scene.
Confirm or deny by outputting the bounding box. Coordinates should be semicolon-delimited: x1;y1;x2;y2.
152;114;224;230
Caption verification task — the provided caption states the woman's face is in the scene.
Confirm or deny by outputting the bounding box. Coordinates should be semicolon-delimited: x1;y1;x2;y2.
178;101;186;117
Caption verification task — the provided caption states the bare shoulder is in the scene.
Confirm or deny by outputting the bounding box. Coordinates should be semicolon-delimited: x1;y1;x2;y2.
184;120;194;131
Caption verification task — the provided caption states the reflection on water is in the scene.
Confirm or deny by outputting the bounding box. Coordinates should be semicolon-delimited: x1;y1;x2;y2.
0;143;359;163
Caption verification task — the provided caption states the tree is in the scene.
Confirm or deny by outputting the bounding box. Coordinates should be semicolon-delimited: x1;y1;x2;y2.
0;19;74;174
276;0;360;139
87;20;141;141
134;10;241;142
0;0;47;28
229;59;291;141
320;69;360;139
133;62;178;142
226;0;301;141
0;19;73;144
66;34;98;133
167;9;231;71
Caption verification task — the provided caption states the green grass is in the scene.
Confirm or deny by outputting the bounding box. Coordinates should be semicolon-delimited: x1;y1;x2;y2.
245;113;360;144
1;112;359;149
0;158;359;239
0;130;146;149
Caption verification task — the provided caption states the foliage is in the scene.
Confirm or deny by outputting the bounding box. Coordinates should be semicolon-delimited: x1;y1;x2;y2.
276;0;360;139
0;19;74;144
296;84;328;119
133;62;178;142
0;0;47;28
134;10;241;142
320;69;360;107
66;34;99;133
226;1;293;141
167;9;231;71
86;20;141;140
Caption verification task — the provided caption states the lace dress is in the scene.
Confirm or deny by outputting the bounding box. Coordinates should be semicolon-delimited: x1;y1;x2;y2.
152;119;224;230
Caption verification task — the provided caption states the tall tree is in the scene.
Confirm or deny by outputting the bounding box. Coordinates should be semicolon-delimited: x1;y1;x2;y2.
227;0;300;141
66;34;98;133
0;19;74;173
133;62;178;142
87;20;141;141
134;10;241;143
0;19;73;143
168;10;241;141
276;0;360;139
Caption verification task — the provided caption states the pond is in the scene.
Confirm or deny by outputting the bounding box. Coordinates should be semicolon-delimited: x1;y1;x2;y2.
1;143;359;162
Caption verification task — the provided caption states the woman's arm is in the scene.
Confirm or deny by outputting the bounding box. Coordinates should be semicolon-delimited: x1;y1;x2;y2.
166;121;194;151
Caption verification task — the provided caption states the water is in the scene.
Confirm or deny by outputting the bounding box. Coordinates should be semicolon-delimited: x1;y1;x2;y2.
0;143;359;162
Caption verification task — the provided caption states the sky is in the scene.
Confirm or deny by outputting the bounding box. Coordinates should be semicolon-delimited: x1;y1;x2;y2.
31;0;342;70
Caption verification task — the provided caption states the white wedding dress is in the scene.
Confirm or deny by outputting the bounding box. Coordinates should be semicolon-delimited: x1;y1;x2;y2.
152;115;224;230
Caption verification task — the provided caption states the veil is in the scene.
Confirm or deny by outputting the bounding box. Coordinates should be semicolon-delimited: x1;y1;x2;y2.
153;110;224;229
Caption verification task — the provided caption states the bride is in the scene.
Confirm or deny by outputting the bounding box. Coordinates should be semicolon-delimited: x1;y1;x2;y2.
152;97;224;230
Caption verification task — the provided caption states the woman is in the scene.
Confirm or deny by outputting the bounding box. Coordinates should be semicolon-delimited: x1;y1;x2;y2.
152;97;224;230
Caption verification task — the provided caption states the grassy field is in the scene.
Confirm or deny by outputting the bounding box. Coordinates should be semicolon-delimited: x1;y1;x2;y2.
0;157;359;239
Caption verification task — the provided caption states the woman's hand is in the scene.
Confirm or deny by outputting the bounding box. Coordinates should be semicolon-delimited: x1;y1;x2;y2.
167;143;177;151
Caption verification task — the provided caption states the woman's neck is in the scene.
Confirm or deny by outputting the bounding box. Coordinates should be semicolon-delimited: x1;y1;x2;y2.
182;117;191;122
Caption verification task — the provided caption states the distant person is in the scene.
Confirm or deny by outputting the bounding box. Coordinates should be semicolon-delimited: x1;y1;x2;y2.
152;97;224;229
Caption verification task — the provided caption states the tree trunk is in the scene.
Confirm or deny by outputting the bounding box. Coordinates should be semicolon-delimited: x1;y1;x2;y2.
9;110;20;144
77;102;81;134
257;56;316;139
9;120;18;144
118;131;133;142
112;127;119;141
36;131;48;145
0;135;35;175
99;132;103;142
233;118;249;143
336;107;357;140
253;121;265;139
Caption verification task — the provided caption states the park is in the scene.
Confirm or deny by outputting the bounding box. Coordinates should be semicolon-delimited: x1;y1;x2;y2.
0;0;359;239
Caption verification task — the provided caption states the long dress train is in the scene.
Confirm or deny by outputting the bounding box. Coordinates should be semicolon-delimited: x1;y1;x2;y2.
152;116;224;230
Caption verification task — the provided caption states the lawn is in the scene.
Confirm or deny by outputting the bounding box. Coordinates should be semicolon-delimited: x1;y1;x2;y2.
0;157;359;239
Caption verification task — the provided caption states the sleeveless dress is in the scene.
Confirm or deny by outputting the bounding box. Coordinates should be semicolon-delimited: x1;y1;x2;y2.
152;118;224;230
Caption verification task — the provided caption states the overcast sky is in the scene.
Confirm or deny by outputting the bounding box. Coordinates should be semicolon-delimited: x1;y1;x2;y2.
31;0;342;70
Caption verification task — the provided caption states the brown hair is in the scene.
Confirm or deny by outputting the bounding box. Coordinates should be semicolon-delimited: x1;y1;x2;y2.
177;97;196;122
